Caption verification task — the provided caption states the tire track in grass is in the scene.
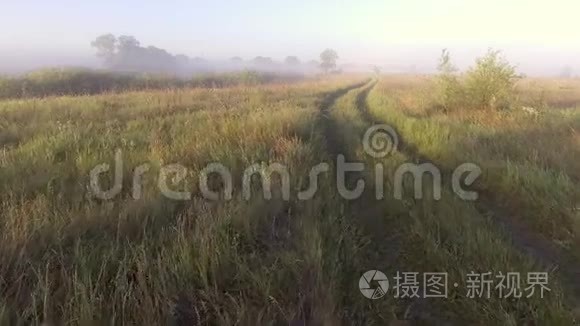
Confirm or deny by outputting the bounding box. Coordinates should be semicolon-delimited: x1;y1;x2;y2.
354;82;453;324
475;193;580;305
289;79;374;325
318;80;425;324
318;80;370;159
358;83;580;310
332;81;407;271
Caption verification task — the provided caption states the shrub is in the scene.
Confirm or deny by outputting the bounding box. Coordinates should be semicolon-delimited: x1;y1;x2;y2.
435;49;520;111
436;49;465;111
464;49;520;110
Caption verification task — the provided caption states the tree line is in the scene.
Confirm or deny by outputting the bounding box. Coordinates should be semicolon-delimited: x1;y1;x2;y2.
0;34;342;100
91;34;340;74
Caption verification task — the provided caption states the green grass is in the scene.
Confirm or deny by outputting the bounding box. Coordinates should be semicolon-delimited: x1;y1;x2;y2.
367;79;580;245
0;77;369;324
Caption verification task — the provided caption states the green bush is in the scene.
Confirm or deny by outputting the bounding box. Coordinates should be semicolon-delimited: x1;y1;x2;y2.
465;49;520;110
435;49;520;111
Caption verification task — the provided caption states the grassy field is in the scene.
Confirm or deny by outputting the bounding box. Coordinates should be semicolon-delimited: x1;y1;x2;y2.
1;74;580;325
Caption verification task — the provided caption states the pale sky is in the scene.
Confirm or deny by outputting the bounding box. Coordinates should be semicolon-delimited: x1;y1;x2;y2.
1;0;579;74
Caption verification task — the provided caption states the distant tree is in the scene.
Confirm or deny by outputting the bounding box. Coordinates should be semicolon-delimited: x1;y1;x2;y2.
230;56;243;63
437;49;456;74
91;34;179;73
175;54;190;65
113;36;141;69
285;56;300;65
372;65;382;75
320;49;338;73
91;34;117;66
561;65;574;78
436;48;463;111
191;57;207;64
117;35;140;51
253;56;274;65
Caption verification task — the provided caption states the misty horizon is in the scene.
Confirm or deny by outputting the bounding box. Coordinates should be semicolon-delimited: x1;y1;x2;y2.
2;45;579;77
1;0;580;76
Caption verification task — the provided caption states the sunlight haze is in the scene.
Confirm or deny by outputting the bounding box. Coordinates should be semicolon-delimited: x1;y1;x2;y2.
1;0;579;74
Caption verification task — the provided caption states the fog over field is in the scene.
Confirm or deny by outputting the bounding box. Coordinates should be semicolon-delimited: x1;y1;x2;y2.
1;0;579;76
2;45;580;77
